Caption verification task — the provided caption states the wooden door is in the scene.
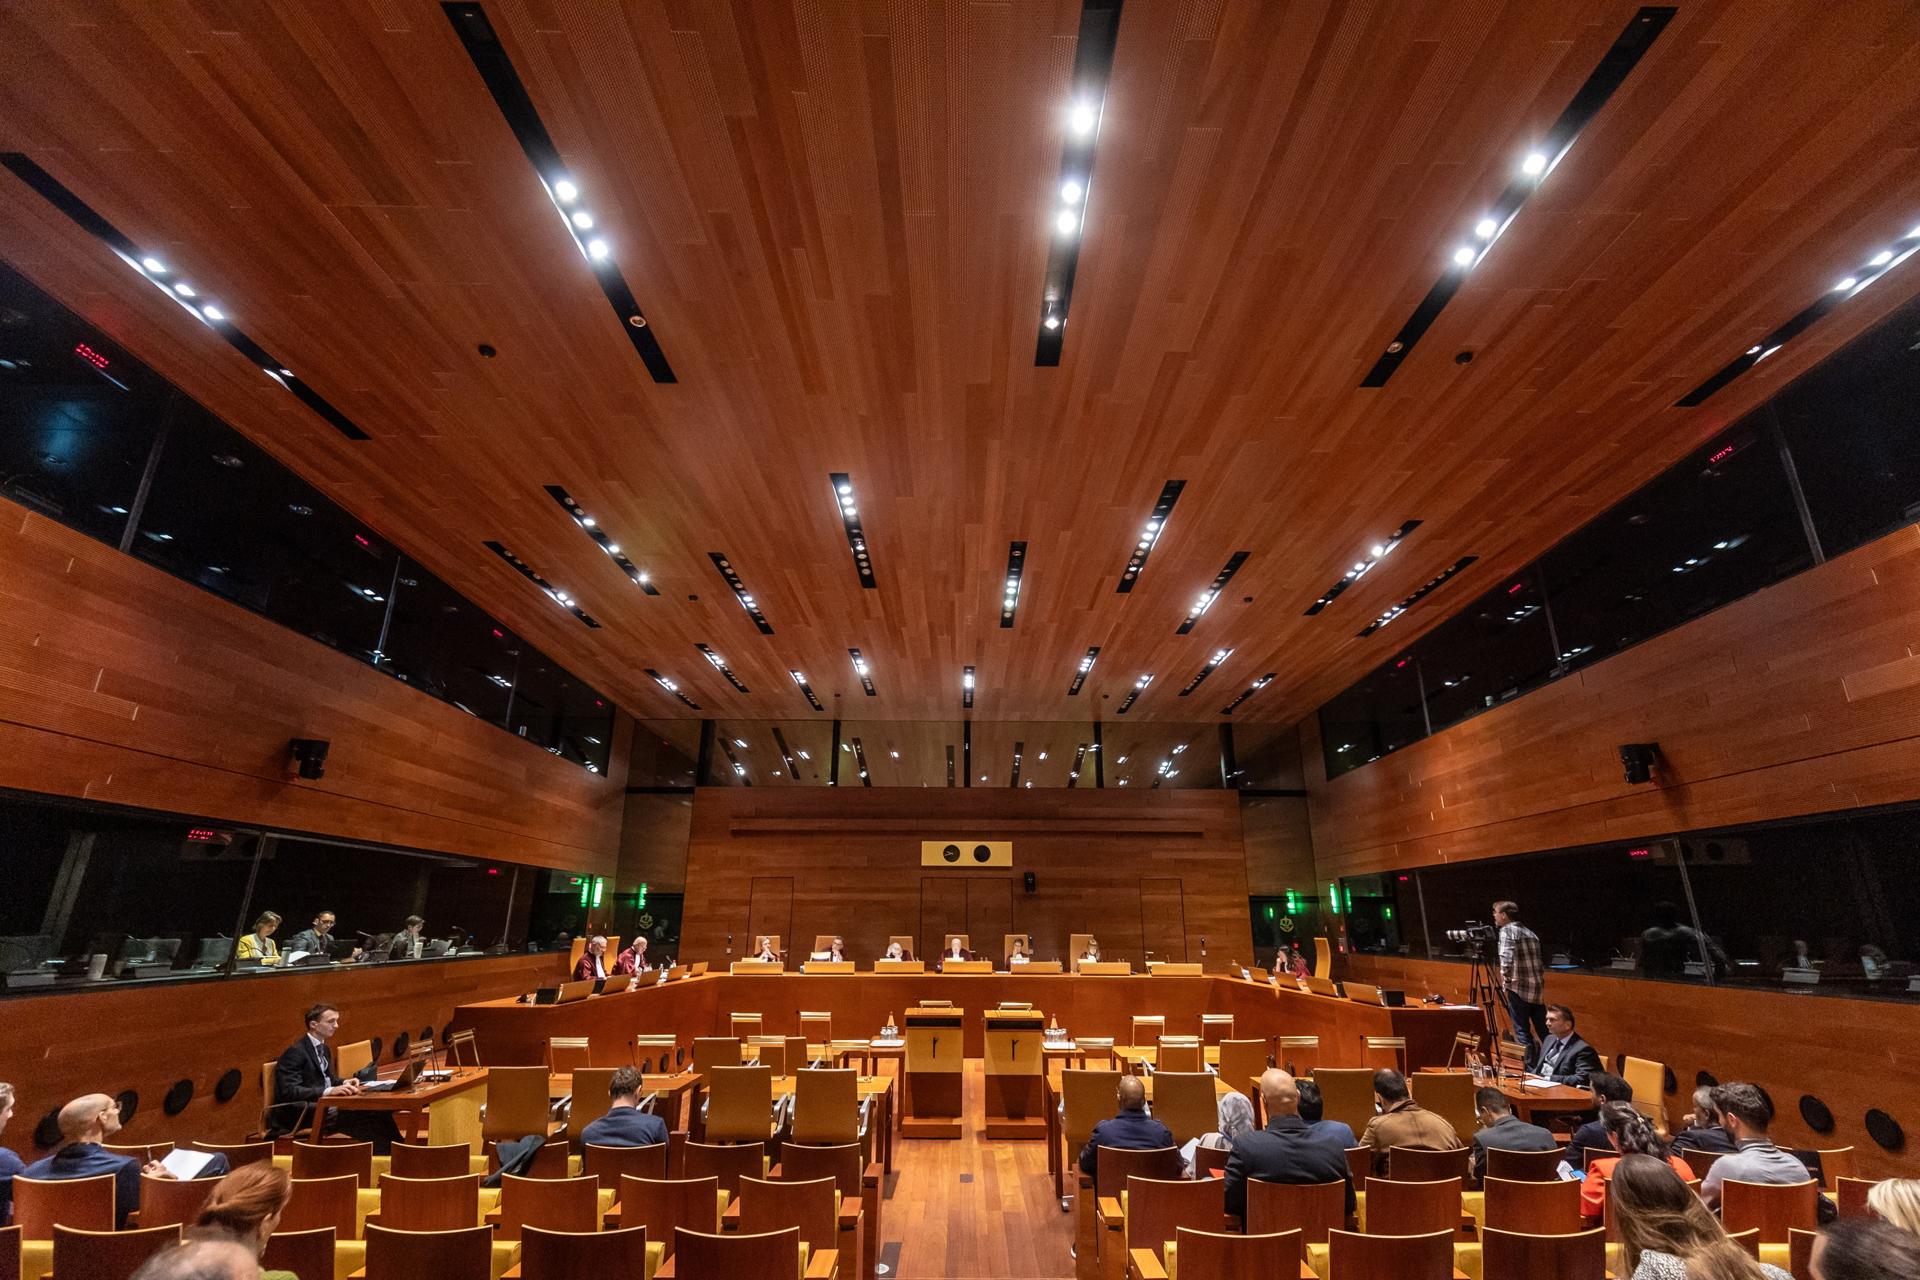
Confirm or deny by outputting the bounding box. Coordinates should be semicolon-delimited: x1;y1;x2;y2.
746;876;794;958
966;877;1015;963
919;876;967;960
1139;877;1187;963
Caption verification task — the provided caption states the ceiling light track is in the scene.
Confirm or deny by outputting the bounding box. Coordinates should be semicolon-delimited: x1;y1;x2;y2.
1178;648;1233;697
1;152;374;441
1304;520;1422;615
848;647;877;697
1000;541;1027;627
962;664;976;710
1067;645;1100;696
544;485;658;593
827;472;877;588
1179;551;1249;633
1358;7;1674;387
789;669;823;711
708;553;773;633
1359;555;1480;637
1221;672;1277;715
1117;480;1184;592
483;540;599;627
440;2;675;382
1116;672;1153;714
1034;0;1126;365
644;667;700;710
697;643;749;693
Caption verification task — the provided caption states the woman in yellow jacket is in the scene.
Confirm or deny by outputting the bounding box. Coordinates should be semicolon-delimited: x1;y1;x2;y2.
235;911;282;964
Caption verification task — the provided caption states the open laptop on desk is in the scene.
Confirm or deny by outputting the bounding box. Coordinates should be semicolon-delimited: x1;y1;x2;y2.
361;1055;422;1093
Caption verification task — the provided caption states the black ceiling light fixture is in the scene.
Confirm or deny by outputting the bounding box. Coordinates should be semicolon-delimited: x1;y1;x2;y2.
484;541;600;627
1034;0;1126;365
1305;522;1422;615
828;473;877;588
1357;555;1479;637
1116;481;1184;592
544;486;658;594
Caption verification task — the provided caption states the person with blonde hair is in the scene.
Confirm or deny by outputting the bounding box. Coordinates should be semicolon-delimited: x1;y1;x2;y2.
1609;1153;1791;1279
1864;1178;1920;1234
0;1081;22;1226
235;911;282;964
192;1161;297;1279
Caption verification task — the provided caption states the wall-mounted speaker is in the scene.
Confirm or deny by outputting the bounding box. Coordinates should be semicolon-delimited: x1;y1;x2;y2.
289;737;330;780
1023;871;1036;893
920;840;1013;868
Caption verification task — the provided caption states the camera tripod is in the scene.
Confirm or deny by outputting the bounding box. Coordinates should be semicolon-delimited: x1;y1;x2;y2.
1465;948;1519;1074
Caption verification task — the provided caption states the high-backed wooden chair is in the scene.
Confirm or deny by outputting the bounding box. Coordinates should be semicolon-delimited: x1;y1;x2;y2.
706;1065;780;1144
133;1172;220;1229
1311;1069;1377;1140
1619;1057;1668;1133
47;1223;177;1280
1836;1176;1877;1218
292;1139;375;1187
887;935;915;959
635;1034;679;1075
261;1226;335;1279
730;1013;765;1042
516;1223;651;1278
668;1226;822;1278
0;1225;19;1280
1721;1179;1818;1243
1679;1148;1726;1180
583;1141;669;1192
1246;1178;1347;1255
792;1069;865;1147
336;1039;374;1079
187;1140;273;1169
565;1066;619;1149
1360;1037;1408;1074
1327;1227;1455;1280
13;1174;114;1240
279;1174;359;1238
1070;934;1098;973
1481;1225;1606;1280
1363;1177;1461;1236
1482;1177;1584;1234
101;1142;172;1165
1789;1228;1817;1280
1812;1147;1856;1188
1486;1147;1564;1182
1727;1227;1761;1257
482;1065;559;1150
1134;1226;1302;1280
1147;1072;1217;1146
735;1175;838;1257
749;1038;792;1076
1194;1146;1232;1179
389;1142;474;1180
1389;1146;1470;1183
779;1143;876;1280
1446;1031;1481;1069
693;1038;744;1079
614;1175;722;1256
547;1036;592;1074
1063;1067;1124;1242
1345;1147;1371;1188
1088;1148;1183;1277
1216;1041;1269;1102
683;1141;765;1197
1409;1073;1477;1144
493;1173;599;1240
1129;1016;1167;1049
798;1013;833;1061
362;1223;492;1280
1155;1037;1204;1074
1107;1176;1230;1280
375;1172;483;1232
1278;1037;1320;1078
1200;1014;1235;1045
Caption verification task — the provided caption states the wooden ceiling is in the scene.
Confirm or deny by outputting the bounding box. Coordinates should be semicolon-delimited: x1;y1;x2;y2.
3;0;1919;727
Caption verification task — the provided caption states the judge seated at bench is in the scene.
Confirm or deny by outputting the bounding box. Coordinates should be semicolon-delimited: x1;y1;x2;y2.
1079;938;1102;965
573;935;609;981
752;936;780;964
882;940;914;962
1007;939;1030;968
937;936;972;971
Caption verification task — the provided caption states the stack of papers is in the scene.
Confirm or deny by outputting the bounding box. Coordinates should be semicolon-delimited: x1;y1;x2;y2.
160;1149;219;1179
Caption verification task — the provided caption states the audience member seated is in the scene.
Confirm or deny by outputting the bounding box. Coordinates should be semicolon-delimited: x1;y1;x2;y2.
1187;1092;1255;1176
234;911;282;964
1470;1085;1558;1182
1007;939;1030;967
614;935;650;975
284;910;359;962
1671;1085;1738;1154
191;1162;296;1280
1700;1082;1814;1212
0;1082;20;1226
752;936;779;963
1296;1079;1355;1147
1533;1003;1603;1086
1567;1072;1634;1169
573;935;610;981
581;1066;669;1147
1077;1077;1173;1181
1865;1180;1920;1234
1580;1103;1694;1220
1611;1153;1791;1280
130;1238;262;1280
22;1093;228;1228
268;1002;400;1153
1361;1068;1461;1174
1223;1069;1355;1221
1812;1219;1920;1280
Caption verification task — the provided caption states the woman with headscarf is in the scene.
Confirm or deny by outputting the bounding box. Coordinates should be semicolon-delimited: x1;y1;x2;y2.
1186;1090;1257;1176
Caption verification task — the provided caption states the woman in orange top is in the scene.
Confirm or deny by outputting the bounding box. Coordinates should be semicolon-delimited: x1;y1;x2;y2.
1582;1102;1694;1219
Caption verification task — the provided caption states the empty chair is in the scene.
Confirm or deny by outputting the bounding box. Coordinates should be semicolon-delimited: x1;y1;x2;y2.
1790;1227;1817;1280
260;1226;335;1280
683;1141;765;1197
1344;1147;1370;1188
547;1035;592;1074
1481;1225;1607;1280
1129;1016;1166;1048
1389;1146;1470;1183
517;1223;651;1278
1150;1226;1301;1280
1409;1073;1477;1143
278;1174;359;1238
1146;1072;1216;1146
388;1142;473;1180
1245;1178;1347;1254
791;1068;865;1146
1482;1176;1585;1234
362;1223;492;1280
692;1037;744;1079
1360;1037;1408;1073
1278;1036;1320;1078
1812;1147;1856;1189
735;1175;838;1254
705;1065;780;1144
1721;1178;1819;1243
1620;1057;1669;1133
779;1143;876;1280
1193;1146;1231;1180
494;1172;599;1240
376;1172;483;1232
1113;1176;1231;1280
291;1139;375;1187
730;1013;765;1041
1327;1227;1455;1280
614;1175;722;1256
669;1225;810;1278
1155;1037;1204;1074
1485;1146;1564;1182
48;1223;177;1280
1215;1041;1269;1101
749;1038;790;1076
13;1174;114;1239
635;1034;678;1075
481;1065;557;1150
186;1140;273;1169
799;1013;833;1061
0;1226;18;1280
1088;1146;1184;1275
583;1140;669;1192
1311;1070;1378;1142
1836;1177;1877;1218
133;1172;219;1228
1363;1177;1461;1236
1200;1014;1235;1045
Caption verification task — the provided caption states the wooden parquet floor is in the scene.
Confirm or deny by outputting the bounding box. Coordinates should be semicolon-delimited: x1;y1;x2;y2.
881;1061;1076;1279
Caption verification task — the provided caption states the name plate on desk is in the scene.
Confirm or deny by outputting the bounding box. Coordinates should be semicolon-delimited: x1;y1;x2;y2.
1015;960;1064;974
938;960;993;974
800;961;855;974
874;959;924;974
1147;962;1203;976
729;960;785;974
1078;962;1133;976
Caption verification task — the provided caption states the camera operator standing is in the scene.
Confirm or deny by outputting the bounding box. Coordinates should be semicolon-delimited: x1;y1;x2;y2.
1493;901;1547;1065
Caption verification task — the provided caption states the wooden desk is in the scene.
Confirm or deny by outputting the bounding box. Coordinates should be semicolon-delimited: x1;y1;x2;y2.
1497;1078;1594;1123
316;1067;489;1151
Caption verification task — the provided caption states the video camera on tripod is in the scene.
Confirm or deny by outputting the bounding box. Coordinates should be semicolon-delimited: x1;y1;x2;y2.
1446;921;1497;959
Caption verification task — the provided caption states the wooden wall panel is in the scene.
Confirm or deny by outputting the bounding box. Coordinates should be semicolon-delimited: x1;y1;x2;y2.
1241;795;1318;896
0;953;562;1156
1305;528;1920;877
1341;954;1918;1178
0;508;624;871
681;789;1254;969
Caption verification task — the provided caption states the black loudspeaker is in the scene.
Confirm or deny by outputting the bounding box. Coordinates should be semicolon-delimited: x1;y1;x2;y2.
289;737;331;780
1023;871;1036;893
1618;742;1659;785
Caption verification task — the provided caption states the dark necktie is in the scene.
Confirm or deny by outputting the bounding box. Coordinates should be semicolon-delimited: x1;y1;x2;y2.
315;1042;329;1081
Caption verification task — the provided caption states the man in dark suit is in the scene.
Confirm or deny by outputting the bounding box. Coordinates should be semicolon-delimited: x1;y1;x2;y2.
1469;1086;1560;1181
1671;1085;1738;1154
580;1066;669;1147
22;1093;227;1227
284;910;361;962
269;1002;399;1152
1533;1005;1603;1087
1565;1072;1633;1169
1077;1077;1173;1181
1224;1069;1355;1221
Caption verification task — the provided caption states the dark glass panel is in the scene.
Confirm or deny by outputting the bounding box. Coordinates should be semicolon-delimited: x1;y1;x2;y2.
1413;575;1558;733
1318;655;1427;778
375;560;519;726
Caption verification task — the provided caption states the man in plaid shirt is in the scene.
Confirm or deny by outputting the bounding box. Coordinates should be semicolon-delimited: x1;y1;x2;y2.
1494;901;1547;1066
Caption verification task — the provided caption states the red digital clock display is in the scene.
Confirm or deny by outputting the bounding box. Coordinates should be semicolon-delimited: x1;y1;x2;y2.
74;341;110;370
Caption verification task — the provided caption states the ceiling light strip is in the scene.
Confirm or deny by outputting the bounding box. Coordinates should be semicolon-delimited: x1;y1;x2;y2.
789;669;824;711
1;152;375;441
1358;555;1480;637
1304;520;1422;615
848;647;877;697
1358;7;1674;387
962;664;976;710
1067;645;1101;696
696;643;749;693
1220;672;1278;715
1034;0;1126;365
439;3;674;383
482;540;599;627
642;667;701;710
1178;647;1233;696
1117;480;1184;593
1178;551;1250;633
708;553;773;633
543;485;658;594
1676;224;1920;406
825;472;878;588
999;541;1028;627
1116;672;1153;714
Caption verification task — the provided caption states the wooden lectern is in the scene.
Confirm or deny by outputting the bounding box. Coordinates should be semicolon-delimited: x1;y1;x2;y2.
982;1008;1047;1139
902;1006;965;1138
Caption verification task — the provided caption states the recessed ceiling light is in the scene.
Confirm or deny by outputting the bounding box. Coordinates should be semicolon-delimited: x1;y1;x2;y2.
552;178;578;202
587;239;609;260
1522;151;1548;176
1870;250;1893;266
200;305;224;321
1061;180;1083;204
570;211;593;229
1452;246;1476;268
1474;218;1498;239
173;283;195;297
140;257;165;273
1069;102;1097;135
1055;209;1078;236
1043;314;1060;330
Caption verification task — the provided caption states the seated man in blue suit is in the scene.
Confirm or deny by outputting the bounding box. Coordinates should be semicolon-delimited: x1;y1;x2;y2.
22;1093;228;1228
580;1066;669;1147
1077;1076;1173;1181
1533;1004;1604;1087
267;1002;400;1152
